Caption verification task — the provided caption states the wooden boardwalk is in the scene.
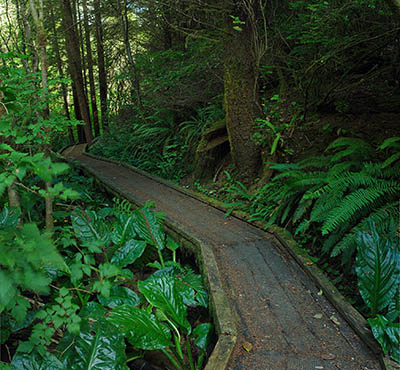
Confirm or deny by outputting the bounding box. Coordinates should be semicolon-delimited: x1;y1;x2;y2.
62;145;380;370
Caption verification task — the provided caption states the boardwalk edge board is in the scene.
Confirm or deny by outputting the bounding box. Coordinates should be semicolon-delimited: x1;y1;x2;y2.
59;146;397;370
58;146;238;370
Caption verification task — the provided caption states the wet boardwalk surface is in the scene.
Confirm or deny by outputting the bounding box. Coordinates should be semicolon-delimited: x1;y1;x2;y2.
63;145;380;370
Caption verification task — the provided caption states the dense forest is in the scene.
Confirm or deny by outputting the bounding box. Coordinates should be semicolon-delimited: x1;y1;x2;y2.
0;0;399;368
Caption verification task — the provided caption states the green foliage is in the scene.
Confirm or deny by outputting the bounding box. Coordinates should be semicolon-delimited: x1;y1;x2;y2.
98;286;141;309
107;265;212;369
89;102;224;183
108;305;172;350
235;137;400;267
355;221;399;362
270;0;397;112
368;315;400;363
253;95;299;155
355;221;399;316
138;273;191;334
11;351;66;370
92;37;223;183
3;197;211;368
0;54;79;227
89;109;188;182
58;320;128;370
0;207;66;319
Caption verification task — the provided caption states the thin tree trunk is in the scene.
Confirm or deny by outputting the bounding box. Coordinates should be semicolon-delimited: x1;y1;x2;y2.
76;0;88;100
7;181;21;208
16;0;37;73
83;0;100;136
28;0;53;230
72;83;86;142
62;0;93;143
49;4;74;143
117;0;143;110
94;0;107;128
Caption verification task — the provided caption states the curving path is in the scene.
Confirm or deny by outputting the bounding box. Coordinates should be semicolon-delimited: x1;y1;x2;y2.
62;145;380;370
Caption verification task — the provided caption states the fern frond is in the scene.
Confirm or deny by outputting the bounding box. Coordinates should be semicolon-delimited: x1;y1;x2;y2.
363;162;400;179
330;202;400;258
268;162;301;172
297;155;332;169
309;191;344;223
382;152;400;169
329;161;360;174
307;169;394;200
378;137;400;150
322;184;400;235
321;223;349;255
326;137;374;162
293;198;313;224
295;218;311;235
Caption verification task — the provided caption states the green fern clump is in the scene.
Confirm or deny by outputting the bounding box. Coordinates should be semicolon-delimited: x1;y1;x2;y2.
252;137;400;267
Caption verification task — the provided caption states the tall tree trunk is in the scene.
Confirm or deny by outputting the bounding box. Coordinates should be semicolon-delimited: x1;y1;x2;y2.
94;0;107;128
76;0;88;100
117;0;143;110
62;0;93;143
49;3;74;143
16;0;38;73
83;0;100;136
72;83;86;142
28;0;53;230
223;3;262;182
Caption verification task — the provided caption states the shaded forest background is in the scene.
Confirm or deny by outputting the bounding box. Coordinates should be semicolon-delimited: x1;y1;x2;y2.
1;0;399;182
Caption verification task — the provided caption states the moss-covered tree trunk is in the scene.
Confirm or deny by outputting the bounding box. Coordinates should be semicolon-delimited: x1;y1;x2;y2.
224;7;261;182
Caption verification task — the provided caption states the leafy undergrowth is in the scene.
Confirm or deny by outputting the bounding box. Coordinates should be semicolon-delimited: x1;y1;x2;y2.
0;169;215;370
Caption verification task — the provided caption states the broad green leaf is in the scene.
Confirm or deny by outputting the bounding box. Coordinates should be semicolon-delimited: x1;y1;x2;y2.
138;274;191;334
72;211;111;246
11;351;66;370
193;323;213;351
110;240;146;268
98;286;141;309
368;315;400;363
355;223;399;315
60;326;128;370
180;268;208;308
166;236;179;251
9;310;38;332
133;209;165;250
270;133;281;155
111;214;136;246
107;305;171;350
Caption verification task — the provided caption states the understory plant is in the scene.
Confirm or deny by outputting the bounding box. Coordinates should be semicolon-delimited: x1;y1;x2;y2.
231;137;400;267
89;101;224;183
355;221;399;362
1;199;212;369
89;107;188;182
